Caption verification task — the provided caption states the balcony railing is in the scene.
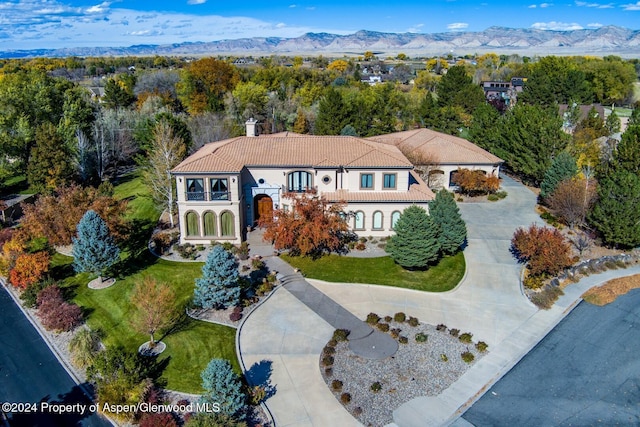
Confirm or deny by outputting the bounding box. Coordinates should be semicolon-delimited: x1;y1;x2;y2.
185;191;230;201
282;185;317;194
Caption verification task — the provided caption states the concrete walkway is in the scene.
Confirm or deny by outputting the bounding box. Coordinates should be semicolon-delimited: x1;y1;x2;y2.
238;176;640;426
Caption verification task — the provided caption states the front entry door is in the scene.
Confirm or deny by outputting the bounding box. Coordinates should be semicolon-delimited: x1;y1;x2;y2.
255;195;273;223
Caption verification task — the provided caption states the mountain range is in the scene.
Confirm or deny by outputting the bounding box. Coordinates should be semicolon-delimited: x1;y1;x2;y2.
2;26;640;59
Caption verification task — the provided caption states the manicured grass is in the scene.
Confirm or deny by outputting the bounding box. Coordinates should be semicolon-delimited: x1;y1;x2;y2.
50;172;238;394
282;252;465;292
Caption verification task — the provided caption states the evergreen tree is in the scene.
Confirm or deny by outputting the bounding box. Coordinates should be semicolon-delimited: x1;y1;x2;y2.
314;87;348;135
430;190;467;254
436;65;485;114
589;166;640;248
193;245;240;309
387;206;440;269
605;110;621;135
27;123;74;193
200;359;246;420
72;210;120;286
540;151;578;199
614;125;640;173
340;124;358;136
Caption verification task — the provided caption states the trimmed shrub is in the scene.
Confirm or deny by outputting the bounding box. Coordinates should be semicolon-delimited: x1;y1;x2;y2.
399;336;409;344
248;385;267;406
440;354;449;362
333;329;350;342
530;286;565;309
322;355;334;367
393;312;406;322
20;278;55;308
449;328;460;337
384;315;392;322
390;328;401;339
139;412;178;427
340;393;351;404
376;323;390;332
37;286;83;332
229;311;242;322
324;367;333;377
408;316;419;327
69;328;102;369
436;323;447;332
475;341;489;352
251;257;265;270
327;339;338;348
331;379;343;391
415;332;428;343
461;351;475;363
366;312;381;324
323;345;336;355
459;333;473;344
370;382;382;393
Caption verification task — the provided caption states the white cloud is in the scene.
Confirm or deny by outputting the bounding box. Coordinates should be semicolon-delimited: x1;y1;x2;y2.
447;22;469;31
531;21;584;30
575;1;614;8
289;4;297;8
587;22;603;27
187;0;207;4
621;1;640;10
528;4;537;8
406;23;424;33
529;2;552;7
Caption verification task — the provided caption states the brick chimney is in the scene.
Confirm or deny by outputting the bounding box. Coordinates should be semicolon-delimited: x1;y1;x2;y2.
245;118;258;137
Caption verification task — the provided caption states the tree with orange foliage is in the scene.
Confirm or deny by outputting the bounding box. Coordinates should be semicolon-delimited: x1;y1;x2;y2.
9;251;50;289
0;229;28;276
511;224;573;277
259;193;350;257
21;184;129;246
548;177;597;228
130;277;179;347
452;168;500;196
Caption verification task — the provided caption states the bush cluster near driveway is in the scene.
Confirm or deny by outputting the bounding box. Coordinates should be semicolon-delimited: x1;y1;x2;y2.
51;173;238;394
282;252;465;292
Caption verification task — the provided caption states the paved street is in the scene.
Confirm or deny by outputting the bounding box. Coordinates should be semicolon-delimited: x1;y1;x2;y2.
0;284;111;427
462;288;640;426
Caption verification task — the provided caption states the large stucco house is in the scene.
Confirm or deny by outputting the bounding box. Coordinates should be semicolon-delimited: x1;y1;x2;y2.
367;128;503;190
171;120;436;244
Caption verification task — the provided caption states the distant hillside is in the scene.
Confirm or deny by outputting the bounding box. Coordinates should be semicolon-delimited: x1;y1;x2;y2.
2;26;640;58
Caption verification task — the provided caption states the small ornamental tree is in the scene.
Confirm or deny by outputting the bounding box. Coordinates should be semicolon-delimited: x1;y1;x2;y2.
511;225;573;277
540;152;578;200
130;277;179;346
193;245;240;309
260;193;349;257
387;205;441;269
430;190;467;254
548;177;597;228
72;210;120;286
200;359;246;420
9;251;50;289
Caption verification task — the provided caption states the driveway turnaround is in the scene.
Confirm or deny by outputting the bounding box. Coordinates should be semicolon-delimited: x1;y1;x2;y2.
239;176;640;426
0;284;111;427
462;289;640;426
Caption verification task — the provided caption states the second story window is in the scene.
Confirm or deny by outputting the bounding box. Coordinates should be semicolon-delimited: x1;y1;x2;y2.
210;178;229;200
360;173;373;189
383;173;397;189
288;171;312;192
186;178;205;201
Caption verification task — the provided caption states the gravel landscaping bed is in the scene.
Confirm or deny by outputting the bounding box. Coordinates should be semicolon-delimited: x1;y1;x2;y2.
321;318;487;427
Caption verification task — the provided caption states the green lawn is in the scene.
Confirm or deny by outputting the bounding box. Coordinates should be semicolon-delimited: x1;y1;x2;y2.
282;252;465;292
52;172;238;394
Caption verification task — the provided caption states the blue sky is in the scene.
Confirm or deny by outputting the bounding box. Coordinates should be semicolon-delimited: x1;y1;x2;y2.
1;0;640;50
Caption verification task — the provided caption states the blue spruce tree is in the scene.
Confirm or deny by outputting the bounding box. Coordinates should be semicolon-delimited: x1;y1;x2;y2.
387;205;441;269
200;358;246;419
193;245;240;309
72;210;120;286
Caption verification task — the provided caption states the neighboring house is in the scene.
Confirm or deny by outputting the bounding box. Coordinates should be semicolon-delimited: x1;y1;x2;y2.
171;120;435;245
558;103;605;133
367;129;503;190
481;77;525;106
0;194;36;225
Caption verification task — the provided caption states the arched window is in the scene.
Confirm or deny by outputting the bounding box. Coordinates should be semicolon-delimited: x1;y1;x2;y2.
203;211;217;236
185;211;200;237
354;211;365;230
220;211;235;237
287;171;312;192
373;211;383;230
391;211;401;229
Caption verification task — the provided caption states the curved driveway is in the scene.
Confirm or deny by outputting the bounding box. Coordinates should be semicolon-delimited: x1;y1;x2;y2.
238;175;639;426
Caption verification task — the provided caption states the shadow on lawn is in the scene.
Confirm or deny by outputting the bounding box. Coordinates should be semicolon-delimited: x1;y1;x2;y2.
113;218;158;278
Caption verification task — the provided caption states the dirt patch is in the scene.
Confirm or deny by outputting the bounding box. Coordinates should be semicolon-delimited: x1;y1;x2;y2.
582;274;640;306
